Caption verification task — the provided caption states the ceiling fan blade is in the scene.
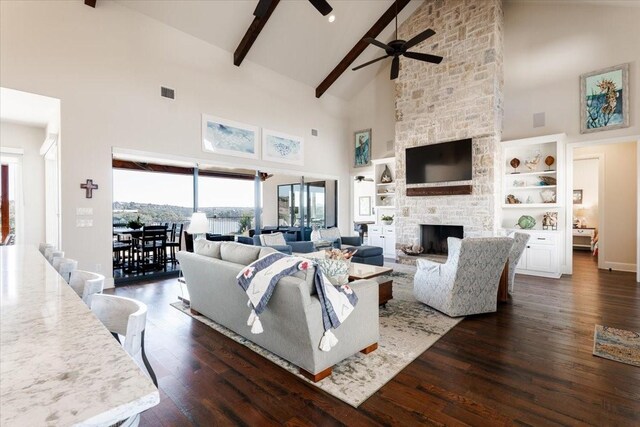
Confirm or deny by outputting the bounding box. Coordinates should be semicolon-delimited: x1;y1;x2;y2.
404;51;443;64
402;28;435;50
253;0;272;17
364;37;392;51
308;0;333;16
390;56;400;80
352;55;390;71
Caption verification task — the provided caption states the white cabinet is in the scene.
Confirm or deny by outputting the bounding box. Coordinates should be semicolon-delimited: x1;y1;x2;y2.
513;230;560;278
369;225;396;258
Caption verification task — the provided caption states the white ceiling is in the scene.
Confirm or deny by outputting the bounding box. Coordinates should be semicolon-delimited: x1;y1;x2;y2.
116;0;425;100
0;88;60;130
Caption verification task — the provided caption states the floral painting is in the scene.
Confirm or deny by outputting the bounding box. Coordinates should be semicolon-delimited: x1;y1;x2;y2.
354;129;371;168
202;114;259;159
262;129;304;165
580;64;629;133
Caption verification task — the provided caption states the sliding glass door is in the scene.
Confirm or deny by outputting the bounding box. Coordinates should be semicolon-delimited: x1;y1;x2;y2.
278;181;334;229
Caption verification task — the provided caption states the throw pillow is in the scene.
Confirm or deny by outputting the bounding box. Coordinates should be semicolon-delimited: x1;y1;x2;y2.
259;232;287;246
314;257;351;286
319;227;341;243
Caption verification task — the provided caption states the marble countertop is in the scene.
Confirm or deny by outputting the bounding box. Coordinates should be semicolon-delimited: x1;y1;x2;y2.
1;245;159;426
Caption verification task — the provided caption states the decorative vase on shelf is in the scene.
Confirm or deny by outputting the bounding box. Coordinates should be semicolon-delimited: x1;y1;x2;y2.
380;165;393;183
516;215;536;230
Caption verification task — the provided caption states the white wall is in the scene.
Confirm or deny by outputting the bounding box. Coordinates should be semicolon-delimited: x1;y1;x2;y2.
0;1;352;286
573;157;599;229
503;2;640;142
575;142;637;270
0;121;46;246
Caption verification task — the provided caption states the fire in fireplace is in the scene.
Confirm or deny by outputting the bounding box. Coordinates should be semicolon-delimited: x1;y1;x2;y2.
420;225;464;255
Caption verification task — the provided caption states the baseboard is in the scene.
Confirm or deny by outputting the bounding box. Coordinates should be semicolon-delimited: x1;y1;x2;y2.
104;277;115;289
602;262;637;273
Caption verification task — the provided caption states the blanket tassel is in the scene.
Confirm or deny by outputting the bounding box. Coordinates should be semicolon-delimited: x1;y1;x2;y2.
319;330;339;352
247;309;257;327
251;316;263;334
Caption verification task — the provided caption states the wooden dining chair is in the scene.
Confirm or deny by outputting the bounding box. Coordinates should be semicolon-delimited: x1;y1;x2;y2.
134;225;167;273
68;270;105;306
166;223;183;265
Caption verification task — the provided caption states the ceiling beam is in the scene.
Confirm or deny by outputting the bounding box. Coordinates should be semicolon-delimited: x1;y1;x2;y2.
315;0;411;98
234;0;281;67
84;0;97;7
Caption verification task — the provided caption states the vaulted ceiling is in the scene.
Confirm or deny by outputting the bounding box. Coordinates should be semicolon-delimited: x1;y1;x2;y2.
115;0;424;100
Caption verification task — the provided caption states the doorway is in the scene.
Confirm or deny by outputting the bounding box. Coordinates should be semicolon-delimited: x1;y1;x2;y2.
566;137;639;279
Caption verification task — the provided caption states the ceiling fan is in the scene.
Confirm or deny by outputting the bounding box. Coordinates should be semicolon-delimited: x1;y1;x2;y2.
352;1;443;80
254;0;332;18
354;176;374;183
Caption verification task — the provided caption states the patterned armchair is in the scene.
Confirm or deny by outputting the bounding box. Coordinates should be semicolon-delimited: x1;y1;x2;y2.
507;232;530;294
413;237;514;317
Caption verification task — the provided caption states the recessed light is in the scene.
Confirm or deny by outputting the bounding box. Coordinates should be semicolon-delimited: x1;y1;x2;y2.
328;14;336;23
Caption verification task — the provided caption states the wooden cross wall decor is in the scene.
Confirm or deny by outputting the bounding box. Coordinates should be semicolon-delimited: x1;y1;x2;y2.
81;179;99;198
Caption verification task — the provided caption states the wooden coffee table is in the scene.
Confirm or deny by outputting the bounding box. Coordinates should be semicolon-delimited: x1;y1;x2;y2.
348;263;393;307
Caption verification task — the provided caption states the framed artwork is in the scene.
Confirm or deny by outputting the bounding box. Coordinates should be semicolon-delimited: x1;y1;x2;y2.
358;196;372;216
580;63;630;134
354;129;371;168
202;114;259;159
573;189;583;204
262;129;304;165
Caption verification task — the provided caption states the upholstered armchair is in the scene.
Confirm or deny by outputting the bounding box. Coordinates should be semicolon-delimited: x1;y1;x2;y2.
413;237;514;317
507;232;530;294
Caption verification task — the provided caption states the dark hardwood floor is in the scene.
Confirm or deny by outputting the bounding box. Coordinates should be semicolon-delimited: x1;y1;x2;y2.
108;251;640;426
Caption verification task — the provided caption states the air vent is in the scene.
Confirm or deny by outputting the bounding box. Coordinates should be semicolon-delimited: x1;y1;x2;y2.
533;112;545;128
161;86;175;99
311;129;318;136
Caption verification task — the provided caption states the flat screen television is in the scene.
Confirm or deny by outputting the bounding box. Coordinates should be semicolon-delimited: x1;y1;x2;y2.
405;138;472;184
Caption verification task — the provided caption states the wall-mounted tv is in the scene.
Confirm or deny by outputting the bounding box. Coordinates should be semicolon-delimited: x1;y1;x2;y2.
406;138;472;184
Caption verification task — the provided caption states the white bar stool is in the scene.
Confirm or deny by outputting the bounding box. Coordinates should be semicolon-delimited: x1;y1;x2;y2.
68;270;105;306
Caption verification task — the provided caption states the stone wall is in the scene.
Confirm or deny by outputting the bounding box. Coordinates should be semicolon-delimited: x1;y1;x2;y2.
394;0;504;248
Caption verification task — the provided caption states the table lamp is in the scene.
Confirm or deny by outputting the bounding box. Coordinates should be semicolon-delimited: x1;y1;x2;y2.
188;212;209;240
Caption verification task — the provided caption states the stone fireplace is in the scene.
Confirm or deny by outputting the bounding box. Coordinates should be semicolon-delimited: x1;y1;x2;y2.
394;0;504;257
421;225;464;255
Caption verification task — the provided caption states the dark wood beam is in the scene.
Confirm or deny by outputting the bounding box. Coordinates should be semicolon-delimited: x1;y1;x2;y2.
315;0;411;98
234;0;280;67
84;0;97;8
112;159;270;181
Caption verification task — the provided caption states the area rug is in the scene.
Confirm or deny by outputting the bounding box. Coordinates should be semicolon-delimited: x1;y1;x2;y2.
593;325;640;367
171;263;461;407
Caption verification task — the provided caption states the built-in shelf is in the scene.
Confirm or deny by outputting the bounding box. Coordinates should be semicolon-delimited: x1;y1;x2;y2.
503;203;559;208
506;185;557;190
376;183;395;186
377;192;395;196
505;170;556;177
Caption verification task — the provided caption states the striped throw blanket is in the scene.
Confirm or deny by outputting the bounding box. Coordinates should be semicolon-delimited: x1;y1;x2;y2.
236;252;358;352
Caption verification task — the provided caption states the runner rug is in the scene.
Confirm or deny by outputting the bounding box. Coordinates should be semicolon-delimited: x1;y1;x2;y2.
593;325;640;367
171;264;461;407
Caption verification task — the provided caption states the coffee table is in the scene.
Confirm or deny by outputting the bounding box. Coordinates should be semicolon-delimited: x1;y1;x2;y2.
348;263;393;307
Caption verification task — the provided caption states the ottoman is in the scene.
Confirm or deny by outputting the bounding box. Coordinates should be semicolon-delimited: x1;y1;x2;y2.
349;245;384;266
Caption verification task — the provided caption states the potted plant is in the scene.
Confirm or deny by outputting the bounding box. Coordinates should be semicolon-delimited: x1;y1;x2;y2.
127;215;144;230
381;214;394;225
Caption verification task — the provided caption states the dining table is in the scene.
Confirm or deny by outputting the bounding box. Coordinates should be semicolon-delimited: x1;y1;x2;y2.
0;245;159;426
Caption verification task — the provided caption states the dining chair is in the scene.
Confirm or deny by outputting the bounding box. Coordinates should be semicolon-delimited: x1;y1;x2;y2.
68;270;105;306
166;223;183;265
53;257;78;283
133;225;167;273
90;294;157;427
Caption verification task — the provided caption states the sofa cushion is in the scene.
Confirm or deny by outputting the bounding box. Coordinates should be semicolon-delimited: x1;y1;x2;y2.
319;227;341;242
194;239;222;259
220;242;261;265
260;232;287;246
258;246;278;258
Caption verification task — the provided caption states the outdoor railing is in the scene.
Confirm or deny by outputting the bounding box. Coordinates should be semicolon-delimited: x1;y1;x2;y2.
207;216;254;235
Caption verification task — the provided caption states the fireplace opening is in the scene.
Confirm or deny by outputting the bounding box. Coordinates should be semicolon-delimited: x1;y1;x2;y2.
420;225;464;255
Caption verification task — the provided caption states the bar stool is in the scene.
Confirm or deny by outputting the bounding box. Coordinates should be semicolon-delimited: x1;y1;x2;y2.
39;243;54;255
46;249;64;264
53;258;78;283
90;294;158;387
68;270;105;306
